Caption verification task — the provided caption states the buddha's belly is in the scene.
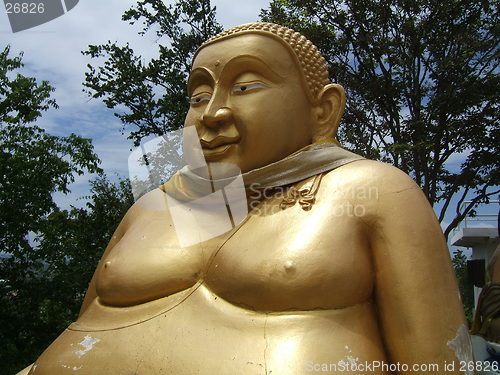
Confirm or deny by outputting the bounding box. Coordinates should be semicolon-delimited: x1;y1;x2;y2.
31;286;388;375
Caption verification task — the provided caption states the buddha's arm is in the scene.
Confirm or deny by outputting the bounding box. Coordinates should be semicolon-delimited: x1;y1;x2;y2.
488;245;500;283
368;165;470;374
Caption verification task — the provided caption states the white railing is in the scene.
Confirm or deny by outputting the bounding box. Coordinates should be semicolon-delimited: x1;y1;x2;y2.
459;200;499;229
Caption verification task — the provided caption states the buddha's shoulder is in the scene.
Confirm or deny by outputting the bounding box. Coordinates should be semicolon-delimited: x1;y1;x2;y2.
319;159;429;221
115;188;172;231
321;159;418;193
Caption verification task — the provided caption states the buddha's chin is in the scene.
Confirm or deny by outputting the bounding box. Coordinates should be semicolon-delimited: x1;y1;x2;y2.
197;148;243;179
201;145;269;177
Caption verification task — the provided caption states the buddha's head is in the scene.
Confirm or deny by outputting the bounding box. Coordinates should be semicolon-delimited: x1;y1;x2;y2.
184;22;345;173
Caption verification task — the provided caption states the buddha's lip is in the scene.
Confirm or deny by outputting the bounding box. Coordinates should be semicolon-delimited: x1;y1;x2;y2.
200;135;240;149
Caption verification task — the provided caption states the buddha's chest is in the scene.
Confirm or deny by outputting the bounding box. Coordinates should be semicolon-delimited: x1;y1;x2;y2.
96;194;373;310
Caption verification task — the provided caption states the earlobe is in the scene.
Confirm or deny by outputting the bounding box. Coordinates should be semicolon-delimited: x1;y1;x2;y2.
312;84;346;141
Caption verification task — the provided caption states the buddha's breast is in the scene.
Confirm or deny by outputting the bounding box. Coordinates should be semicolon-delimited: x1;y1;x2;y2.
204;195;374;311
95;210;208;306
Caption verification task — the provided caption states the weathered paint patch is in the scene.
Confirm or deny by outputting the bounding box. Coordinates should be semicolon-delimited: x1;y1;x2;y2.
73;335;100;357
337;355;360;369
61;364;82;371
346;355;359;366
447;324;474;375
338;345;359;369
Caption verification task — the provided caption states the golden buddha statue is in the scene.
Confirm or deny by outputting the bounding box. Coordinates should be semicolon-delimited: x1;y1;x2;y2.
470;245;500;361
21;23;473;375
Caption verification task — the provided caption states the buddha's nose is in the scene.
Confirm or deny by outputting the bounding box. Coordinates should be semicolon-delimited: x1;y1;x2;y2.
201;107;234;128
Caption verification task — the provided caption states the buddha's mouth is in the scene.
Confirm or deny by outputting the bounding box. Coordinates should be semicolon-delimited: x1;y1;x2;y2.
200;134;240;161
202;143;236;161
199;134;240;149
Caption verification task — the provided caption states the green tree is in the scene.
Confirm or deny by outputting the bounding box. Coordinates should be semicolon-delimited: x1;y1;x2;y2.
0;46;133;374
452;249;475;325
261;0;499;238
83;0;223;147
1;176;134;374
0;46;100;257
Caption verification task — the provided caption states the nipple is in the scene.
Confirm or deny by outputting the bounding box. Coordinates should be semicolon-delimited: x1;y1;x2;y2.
284;260;295;273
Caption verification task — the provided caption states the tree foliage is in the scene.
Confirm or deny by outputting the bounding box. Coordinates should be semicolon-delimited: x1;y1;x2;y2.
452;249;475;325
83;0;223;146
261;0;499;238
0;45;101;258
0;46;134;374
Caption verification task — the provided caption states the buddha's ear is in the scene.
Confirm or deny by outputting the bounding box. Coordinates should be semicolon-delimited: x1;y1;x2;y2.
312;84;346;141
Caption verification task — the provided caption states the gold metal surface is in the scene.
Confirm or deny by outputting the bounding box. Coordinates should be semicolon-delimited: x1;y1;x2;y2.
25;23;469;374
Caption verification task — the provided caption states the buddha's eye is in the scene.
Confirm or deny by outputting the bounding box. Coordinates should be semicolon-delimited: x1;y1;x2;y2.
232;82;268;94
188;94;211;105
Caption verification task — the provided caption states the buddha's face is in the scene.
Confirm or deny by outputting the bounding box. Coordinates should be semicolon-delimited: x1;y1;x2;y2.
184;34;315;173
